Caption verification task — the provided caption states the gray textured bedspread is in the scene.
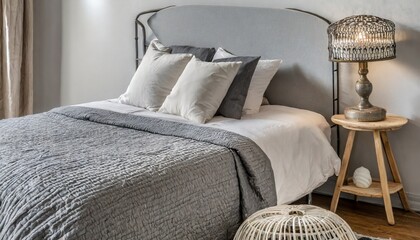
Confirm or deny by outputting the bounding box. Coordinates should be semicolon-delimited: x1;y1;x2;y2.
0;106;276;240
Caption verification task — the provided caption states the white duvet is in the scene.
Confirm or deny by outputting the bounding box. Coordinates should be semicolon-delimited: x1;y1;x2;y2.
78;100;340;204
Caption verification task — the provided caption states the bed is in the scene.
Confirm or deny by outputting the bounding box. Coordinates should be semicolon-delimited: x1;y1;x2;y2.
0;5;340;240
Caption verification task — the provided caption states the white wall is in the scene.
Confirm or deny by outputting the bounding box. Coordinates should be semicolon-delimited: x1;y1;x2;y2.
49;0;420;209
33;0;62;113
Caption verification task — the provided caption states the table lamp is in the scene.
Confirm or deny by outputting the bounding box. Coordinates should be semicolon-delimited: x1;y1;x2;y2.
327;15;396;122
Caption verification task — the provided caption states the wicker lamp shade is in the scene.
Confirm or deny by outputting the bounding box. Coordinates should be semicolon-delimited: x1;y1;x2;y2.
234;205;357;240
328;15;396;62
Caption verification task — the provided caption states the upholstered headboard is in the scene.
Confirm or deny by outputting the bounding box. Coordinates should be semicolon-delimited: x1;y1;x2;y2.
135;5;340;150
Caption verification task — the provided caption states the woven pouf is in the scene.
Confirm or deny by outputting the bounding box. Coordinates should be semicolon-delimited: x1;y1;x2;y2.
234;205;357;240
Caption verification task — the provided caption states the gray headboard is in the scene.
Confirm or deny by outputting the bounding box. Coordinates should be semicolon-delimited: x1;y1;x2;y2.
135;5;340;150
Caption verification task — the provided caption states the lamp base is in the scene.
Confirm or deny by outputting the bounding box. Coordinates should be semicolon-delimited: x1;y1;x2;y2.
344;106;386;122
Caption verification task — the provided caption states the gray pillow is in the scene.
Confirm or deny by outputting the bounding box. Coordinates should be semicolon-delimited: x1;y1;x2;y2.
213;56;260;119
170;45;216;62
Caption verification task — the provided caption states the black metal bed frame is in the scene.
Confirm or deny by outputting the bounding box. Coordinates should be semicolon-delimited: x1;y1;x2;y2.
134;6;340;154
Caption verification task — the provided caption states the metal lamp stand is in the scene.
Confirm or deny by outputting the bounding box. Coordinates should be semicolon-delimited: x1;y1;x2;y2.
344;62;386;122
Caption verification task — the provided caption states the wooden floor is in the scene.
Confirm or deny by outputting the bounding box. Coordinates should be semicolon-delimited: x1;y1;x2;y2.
299;194;420;240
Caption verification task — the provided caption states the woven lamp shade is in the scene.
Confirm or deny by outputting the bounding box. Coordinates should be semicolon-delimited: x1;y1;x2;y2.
234;205;357;240
328;15;396;62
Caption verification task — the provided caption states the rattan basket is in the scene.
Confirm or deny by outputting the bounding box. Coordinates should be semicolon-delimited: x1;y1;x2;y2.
234;205;357;240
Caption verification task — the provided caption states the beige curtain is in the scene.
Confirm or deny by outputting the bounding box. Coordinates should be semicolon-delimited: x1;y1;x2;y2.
0;0;33;119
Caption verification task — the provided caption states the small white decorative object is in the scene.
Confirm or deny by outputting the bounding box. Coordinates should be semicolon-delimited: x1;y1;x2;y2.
234;205;357;240
353;166;372;188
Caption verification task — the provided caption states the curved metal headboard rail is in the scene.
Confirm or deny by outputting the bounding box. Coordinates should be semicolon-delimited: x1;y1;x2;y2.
135;5;174;68
287;8;340;153
134;5;340;153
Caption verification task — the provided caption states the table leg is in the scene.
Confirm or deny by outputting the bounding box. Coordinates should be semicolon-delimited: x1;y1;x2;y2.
380;131;410;211
373;130;395;225
330;130;356;212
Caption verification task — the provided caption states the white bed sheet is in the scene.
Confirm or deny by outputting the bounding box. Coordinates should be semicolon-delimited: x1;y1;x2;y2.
77;100;340;204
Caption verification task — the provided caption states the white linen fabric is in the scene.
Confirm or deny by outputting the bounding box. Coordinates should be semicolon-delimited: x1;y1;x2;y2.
119;40;193;111
212;48;282;115
159;56;241;123
243;60;282;114
79;100;341;204
212;47;236;59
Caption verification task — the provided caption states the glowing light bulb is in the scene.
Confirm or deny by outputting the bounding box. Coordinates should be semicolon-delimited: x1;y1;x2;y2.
356;31;367;48
357;32;366;41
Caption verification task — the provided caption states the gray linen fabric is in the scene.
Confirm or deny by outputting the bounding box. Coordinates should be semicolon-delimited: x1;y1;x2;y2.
0;106;276;240
170;45;216;62
213;56;260;119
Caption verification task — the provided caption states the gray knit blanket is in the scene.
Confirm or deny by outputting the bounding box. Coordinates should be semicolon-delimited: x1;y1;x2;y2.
0;106;276;240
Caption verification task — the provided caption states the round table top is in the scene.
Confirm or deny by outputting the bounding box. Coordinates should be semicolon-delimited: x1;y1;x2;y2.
331;114;408;131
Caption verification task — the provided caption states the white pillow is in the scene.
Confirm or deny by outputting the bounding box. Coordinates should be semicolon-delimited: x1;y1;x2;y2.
119;40;193;111
159;56;242;123
243;59;282;114
213;47;282;115
212;47;236;59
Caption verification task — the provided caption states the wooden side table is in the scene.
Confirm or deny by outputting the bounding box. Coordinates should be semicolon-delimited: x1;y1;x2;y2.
330;114;410;225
